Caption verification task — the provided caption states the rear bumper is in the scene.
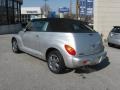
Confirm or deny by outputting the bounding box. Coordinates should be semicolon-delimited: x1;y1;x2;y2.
68;51;107;68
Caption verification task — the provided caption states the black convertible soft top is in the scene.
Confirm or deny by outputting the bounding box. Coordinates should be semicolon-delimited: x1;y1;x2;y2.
31;18;88;24
31;18;95;33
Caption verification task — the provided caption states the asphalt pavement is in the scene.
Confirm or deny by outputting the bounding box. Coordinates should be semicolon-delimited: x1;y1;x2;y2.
0;35;120;90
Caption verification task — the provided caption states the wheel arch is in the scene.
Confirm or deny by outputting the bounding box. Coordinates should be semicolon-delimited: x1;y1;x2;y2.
45;44;69;66
11;35;23;50
46;47;59;60
11;37;17;43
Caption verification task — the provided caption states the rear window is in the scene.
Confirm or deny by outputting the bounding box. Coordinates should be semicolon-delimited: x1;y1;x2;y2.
47;20;95;33
112;27;120;33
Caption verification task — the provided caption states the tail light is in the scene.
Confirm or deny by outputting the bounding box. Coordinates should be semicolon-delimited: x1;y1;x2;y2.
64;45;76;56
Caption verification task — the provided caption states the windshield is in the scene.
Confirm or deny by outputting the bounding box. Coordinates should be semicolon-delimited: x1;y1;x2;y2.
112;27;120;33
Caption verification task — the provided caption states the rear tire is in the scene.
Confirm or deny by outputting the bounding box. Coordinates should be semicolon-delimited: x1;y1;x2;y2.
12;39;21;53
47;50;66;74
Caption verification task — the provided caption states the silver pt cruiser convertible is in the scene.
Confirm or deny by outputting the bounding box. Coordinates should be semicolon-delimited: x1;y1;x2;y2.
12;18;107;74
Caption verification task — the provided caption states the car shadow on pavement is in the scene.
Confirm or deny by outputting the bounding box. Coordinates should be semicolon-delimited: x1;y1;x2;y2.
26;53;110;75
110;46;120;49
74;57;110;74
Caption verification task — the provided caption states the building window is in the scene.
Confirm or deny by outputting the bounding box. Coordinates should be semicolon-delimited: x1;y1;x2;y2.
0;0;22;25
0;0;7;25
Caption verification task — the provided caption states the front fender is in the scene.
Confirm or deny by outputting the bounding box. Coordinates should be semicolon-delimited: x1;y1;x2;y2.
12;34;23;50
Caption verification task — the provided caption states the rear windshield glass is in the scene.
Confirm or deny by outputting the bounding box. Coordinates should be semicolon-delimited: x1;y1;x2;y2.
47;20;95;33
112;27;120;33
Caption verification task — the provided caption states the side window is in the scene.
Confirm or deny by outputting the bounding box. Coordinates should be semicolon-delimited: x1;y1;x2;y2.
73;24;80;31
46;21;67;32
31;21;48;32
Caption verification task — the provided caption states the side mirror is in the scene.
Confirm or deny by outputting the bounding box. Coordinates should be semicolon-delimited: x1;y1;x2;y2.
23;28;31;32
26;28;31;31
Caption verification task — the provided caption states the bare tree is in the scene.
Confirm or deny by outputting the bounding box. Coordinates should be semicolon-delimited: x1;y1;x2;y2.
41;3;51;17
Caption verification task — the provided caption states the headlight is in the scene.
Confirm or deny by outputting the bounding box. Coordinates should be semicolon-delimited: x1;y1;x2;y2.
110;33;114;37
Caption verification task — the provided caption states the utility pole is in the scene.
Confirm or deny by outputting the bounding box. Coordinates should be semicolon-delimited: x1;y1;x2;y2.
43;0;48;16
69;0;72;17
76;0;80;19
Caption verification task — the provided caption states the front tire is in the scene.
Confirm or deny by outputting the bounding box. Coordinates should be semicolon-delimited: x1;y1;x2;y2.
12;39;21;53
47;50;66;74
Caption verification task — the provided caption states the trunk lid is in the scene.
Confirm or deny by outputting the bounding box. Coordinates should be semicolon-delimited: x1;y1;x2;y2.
72;32;104;56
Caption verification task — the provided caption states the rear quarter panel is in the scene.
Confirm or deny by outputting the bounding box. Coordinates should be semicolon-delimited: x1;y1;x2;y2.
39;32;73;58
38;32;75;67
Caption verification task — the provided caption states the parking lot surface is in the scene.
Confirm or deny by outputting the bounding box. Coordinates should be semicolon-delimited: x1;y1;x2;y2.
0;35;120;90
